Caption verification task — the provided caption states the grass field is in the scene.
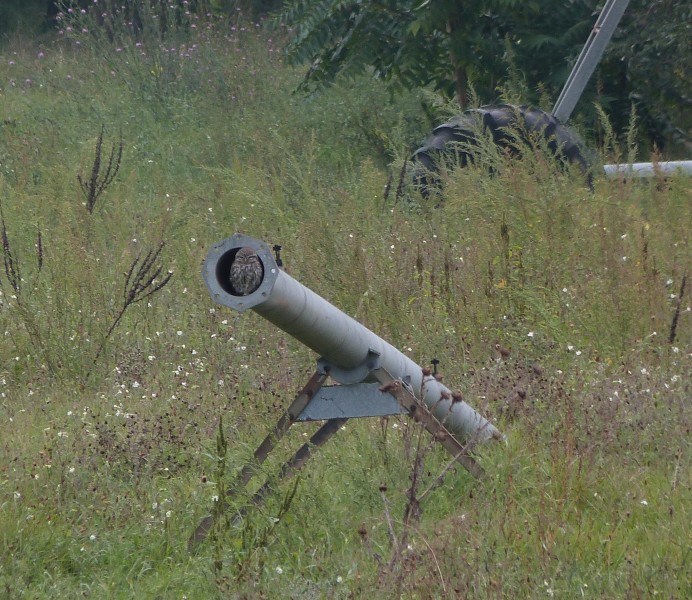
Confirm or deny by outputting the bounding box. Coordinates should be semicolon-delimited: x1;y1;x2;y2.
1;8;690;599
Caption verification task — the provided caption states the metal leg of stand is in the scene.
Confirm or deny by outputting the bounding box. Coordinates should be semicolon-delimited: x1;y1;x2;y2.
248;417;348;509
228;370;329;495
188;370;329;551
373;368;485;479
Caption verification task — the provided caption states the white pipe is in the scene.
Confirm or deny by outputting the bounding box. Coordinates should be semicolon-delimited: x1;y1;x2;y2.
603;161;692;178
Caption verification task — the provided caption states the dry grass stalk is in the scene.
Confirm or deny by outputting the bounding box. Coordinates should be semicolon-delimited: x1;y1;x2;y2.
87;241;172;380
0;202;21;300
78;125;123;214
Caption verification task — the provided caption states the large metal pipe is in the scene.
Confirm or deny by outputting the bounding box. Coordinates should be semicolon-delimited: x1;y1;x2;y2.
203;234;501;444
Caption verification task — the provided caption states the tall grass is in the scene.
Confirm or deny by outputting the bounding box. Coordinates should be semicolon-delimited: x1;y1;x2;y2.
1;8;690;599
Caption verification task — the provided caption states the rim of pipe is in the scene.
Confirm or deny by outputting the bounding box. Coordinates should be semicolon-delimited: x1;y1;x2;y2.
202;233;279;312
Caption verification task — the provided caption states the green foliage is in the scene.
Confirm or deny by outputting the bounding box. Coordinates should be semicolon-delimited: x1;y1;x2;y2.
277;0;690;157
0;13;690;599
276;0;599;107
3;1;688;153
601;0;692;154
0;0;48;37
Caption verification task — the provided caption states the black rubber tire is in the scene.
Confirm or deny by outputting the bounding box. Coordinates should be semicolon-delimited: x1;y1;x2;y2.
410;104;594;195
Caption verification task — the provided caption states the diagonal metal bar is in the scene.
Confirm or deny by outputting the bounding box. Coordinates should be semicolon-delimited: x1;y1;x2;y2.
228;370;329;495
247;417;349;510
188;370;329;550
372;368;486;479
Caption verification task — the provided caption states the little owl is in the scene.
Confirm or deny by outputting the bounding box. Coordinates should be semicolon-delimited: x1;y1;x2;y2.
229;247;263;295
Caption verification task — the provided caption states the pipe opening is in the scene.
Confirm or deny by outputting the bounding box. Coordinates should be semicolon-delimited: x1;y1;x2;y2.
215;247;266;297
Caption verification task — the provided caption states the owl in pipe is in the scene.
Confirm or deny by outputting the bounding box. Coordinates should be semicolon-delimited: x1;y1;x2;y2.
229;247;263;296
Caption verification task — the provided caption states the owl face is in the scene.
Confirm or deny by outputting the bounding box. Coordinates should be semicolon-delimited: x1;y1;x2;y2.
234;247;259;265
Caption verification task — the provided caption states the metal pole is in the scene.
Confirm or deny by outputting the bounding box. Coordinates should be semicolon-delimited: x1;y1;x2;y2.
203;234;501;444
552;0;631;123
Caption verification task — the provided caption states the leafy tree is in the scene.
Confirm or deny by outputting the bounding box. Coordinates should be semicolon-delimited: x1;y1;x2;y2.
0;0;50;35
278;0;690;155
603;0;691;154
277;0;597;109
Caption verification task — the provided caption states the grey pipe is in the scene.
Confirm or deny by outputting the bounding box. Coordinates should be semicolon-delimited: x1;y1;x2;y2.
603;161;692;178
203;234;501;444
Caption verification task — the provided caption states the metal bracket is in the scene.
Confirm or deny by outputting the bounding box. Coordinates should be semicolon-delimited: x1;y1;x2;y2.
317;348;381;384
295;383;407;421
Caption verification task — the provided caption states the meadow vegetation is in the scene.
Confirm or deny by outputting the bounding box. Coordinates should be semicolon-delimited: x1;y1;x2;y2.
0;6;689;599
